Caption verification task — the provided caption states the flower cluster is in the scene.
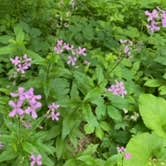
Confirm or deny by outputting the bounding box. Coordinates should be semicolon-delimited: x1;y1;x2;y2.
108;81;127;97
9;87;42;119
30;154;42;166
10;54;32;74
47;103;60;121
120;39;133;57
54;40;88;66
117;146;132;160
145;8;166;33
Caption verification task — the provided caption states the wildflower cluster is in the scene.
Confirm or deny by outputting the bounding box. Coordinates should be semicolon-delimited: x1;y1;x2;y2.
30;154;42;166
9;87;42;119
10;54;32;74
47;103;60;121
117;146;132;160
145;8;166;33
54;40;87;66
108;81;127;97
120;39;133;57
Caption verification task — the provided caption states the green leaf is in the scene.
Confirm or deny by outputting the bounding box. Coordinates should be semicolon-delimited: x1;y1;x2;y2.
0;45;14;55
62;112;80;139
95;126;104;140
107;105;122;121
84;87;103;102
100;121;111;132
144;79;161;87
84;124;95;134
106;93;128;109
139;94;166;138
123;133;166;166
23;142;39;154
74;71;93;94
14;25;25;42
55;137;65;159
159;86;166;95
96;66;104;84
0;149;17;162
82;104;98;129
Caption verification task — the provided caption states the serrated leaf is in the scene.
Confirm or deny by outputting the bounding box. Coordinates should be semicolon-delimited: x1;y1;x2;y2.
107;105;122;121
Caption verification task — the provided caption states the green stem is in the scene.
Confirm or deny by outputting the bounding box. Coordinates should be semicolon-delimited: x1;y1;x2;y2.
109;55;124;74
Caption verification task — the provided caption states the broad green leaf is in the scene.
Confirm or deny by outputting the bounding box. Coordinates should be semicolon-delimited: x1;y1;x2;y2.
139;94;166;138
123;133;166;166
144;79;161;87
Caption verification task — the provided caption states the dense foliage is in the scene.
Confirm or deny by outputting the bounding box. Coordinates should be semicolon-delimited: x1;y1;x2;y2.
0;0;166;165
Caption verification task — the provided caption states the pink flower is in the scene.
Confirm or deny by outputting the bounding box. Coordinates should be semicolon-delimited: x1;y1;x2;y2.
8;101;24;117
147;21;160;33
76;47;87;56
54;40;64;54
47;103;60;121
125;153;132;160
120;39;133;57
51;111;60;121
108;81;127;97
67;56;77;66
145;9;159;21
9;87;42;119
10;56;21;65
48;103;60;111
162;12;166;27
10;54;32;74
117;146;126;153
30;154;42;166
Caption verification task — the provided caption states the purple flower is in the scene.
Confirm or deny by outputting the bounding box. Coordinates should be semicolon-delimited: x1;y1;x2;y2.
162;12;166;27
47;103;60;121
10;56;21;66
10;54;32;74
108;81;127;97
54;40;64;54
145;9;159;21
67;56;77;66
48;103;60;111
8;101;24;117
51;111;60;121
117;146;126;153
125;153;132;160
120;39;133;57
30;154;42;166
9;87;42;119
76;47;87;56
147;21;160;33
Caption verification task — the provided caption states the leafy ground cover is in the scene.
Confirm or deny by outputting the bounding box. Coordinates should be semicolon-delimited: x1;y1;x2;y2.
0;0;166;165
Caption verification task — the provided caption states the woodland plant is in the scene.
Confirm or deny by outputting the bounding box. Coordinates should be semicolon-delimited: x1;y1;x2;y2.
0;0;166;166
